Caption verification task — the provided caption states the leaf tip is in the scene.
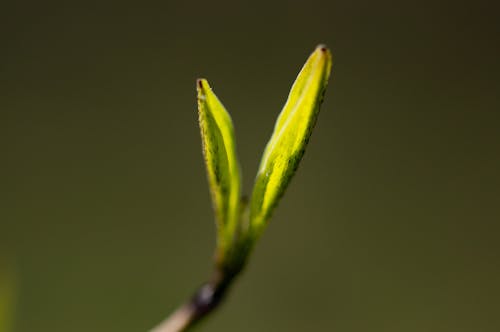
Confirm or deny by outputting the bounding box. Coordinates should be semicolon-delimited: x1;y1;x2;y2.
314;44;332;63
317;44;327;52
197;78;209;90
197;79;211;105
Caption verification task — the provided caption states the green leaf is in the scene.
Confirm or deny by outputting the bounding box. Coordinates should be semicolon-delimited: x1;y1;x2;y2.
197;79;241;259
249;45;332;236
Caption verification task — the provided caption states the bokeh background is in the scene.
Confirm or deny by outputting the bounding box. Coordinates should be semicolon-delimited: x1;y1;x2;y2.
2;0;499;331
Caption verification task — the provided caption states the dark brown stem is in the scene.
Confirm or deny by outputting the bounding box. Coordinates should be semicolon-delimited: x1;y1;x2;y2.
150;269;236;332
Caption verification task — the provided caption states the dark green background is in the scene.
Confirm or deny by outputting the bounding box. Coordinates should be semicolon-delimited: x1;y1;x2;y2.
2;1;499;331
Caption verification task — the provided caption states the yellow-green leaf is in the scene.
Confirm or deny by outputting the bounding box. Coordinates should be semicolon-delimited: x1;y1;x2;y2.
249;45;332;236
197;79;241;257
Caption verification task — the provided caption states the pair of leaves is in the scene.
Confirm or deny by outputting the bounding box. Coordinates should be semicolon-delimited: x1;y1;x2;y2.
197;45;332;270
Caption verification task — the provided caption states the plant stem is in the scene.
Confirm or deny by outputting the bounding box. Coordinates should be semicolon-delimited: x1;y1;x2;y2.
150;269;235;332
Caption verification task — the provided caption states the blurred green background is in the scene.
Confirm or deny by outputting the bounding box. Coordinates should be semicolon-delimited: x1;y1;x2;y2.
2;0;499;331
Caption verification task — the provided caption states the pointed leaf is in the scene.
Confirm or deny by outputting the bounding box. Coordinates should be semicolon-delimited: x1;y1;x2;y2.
197;79;241;253
250;45;332;235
